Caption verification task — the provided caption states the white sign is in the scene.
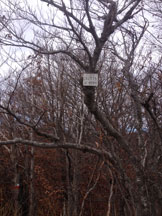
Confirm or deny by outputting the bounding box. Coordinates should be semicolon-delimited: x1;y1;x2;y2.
83;73;98;86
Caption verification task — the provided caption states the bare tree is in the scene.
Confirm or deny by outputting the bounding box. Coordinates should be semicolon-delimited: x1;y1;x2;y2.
1;0;162;215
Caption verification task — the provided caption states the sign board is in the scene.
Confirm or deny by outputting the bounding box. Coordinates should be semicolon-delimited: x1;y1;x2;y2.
83;73;98;86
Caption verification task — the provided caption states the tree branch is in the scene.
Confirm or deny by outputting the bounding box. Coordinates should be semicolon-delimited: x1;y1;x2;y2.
0;138;114;163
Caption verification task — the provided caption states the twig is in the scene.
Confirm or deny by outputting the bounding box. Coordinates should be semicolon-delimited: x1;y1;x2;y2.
106;167;114;216
79;160;104;216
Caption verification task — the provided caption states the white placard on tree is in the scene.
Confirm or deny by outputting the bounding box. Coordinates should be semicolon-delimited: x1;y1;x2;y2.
83;73;98;86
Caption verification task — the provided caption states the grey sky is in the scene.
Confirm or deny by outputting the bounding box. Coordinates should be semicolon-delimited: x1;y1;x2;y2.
0;0;161;78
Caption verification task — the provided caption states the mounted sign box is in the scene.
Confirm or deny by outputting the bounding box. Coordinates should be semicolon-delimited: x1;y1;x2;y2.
83;73;98;87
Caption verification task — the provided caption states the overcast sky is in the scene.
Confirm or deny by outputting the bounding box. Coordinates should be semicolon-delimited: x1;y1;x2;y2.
0;0;161;79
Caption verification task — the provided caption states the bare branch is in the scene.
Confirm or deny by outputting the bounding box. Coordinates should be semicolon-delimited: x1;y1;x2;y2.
40;0;91;32
0;138;114;162
0;104;60;141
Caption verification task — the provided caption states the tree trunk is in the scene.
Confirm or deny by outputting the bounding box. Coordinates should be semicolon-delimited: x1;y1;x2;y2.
11;144;21;213
66;150;74;216
28;146;35;216
72;150;80;216
134;176;152;216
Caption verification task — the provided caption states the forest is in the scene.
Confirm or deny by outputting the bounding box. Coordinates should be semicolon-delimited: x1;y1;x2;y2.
0;0;162;215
